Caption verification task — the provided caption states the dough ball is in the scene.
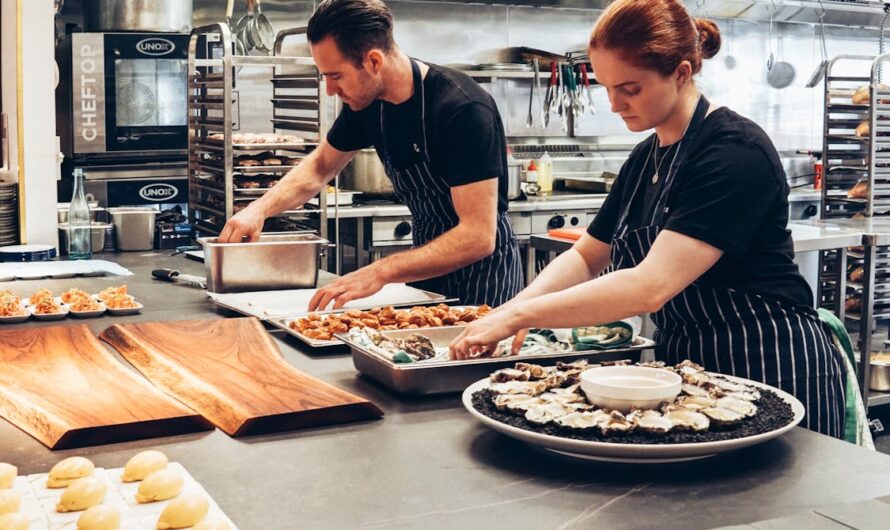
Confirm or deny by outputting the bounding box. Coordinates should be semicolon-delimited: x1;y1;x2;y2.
56;477;107;513
121;450;168;483
47;457;95;488
77;504;121;530
0;490;20;515
0;512;28;530
192;519;230;530
0;464;16;490
155;493;209;530
136;469;183;504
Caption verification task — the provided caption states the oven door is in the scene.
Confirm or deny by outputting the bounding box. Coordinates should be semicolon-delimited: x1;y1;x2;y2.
102;33;189;153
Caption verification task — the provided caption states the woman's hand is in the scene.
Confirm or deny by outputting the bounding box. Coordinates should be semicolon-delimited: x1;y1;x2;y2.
449;308;523;360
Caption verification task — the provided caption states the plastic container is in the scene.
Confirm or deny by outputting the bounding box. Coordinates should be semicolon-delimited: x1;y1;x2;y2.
538;151;554;194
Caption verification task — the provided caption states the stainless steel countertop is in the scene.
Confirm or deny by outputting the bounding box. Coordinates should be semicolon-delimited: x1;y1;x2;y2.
531;222;866;255
1;253;890;529
793;218;890;247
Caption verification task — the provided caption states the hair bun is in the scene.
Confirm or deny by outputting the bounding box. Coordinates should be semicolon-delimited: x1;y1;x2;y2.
695;18;721;60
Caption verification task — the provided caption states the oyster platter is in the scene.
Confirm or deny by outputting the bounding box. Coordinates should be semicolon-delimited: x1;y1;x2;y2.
463;359;805;463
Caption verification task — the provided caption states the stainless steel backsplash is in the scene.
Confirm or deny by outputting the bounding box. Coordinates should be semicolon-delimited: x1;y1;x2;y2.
193;0;884;176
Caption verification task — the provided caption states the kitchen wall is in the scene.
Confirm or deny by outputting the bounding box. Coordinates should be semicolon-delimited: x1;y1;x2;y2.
194;0;884;175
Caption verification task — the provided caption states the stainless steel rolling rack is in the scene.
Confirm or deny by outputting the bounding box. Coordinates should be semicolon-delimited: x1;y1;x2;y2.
818;55;874;325
186;24;340;270
819;54;890;408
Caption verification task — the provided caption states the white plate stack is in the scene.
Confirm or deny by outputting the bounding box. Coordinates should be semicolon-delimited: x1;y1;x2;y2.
0;182;18;246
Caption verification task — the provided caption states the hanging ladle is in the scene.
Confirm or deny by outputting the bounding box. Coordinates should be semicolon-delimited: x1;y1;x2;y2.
806;1;829;88
766;1;796;89
225;0;248;56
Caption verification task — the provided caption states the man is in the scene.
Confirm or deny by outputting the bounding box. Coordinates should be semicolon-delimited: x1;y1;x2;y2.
219;0;522;310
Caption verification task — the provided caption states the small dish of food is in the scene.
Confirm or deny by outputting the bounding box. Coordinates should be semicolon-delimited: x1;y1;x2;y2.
68;297;107;318
102;287;142;316
29;297;69;320
60;288;92;305
0;295;29;323
27;288;54;306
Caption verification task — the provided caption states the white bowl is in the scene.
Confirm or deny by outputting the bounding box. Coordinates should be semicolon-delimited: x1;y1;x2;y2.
580;365;682;413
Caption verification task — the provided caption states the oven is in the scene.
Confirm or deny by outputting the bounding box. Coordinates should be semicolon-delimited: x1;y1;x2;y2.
56;32;190;161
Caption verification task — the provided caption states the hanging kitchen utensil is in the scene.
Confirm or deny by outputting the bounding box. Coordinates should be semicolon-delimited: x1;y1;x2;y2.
806;2;829;88
235;0;255;52
766;1;796;89
526;62;535;128
249;0;274;54
534;59;545;125
544;61;557;127
573;66;584;119
225;0;247;56
581;64;595;115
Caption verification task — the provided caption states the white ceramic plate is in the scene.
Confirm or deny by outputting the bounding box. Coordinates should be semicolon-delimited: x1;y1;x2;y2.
106;301;143;316
462;374;805;463
28;305;69;321
0;304;30;323
69;302;107;318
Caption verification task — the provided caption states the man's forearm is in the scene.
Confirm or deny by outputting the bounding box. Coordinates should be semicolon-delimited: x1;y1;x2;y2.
373;224;492;284
250;156;332;217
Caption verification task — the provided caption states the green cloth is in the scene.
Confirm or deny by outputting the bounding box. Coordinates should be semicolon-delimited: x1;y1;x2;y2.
818;308;875;449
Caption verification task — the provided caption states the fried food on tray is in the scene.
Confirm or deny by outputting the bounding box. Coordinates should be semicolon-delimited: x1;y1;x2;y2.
61;288;91;304
97;285;128;303
289;304;492;341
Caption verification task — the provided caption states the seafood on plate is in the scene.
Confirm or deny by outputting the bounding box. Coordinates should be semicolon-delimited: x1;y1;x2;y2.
480;359;764;436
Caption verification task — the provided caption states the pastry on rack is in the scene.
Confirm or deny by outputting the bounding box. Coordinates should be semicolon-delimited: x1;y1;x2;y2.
121;450;169;483
0;513;28;530
156;493;209;530
262;157;282;166
56;476;107;513
848;180;869;199
77;505;120;530
239;180;262;189
852;84;890;104
47;456;95;488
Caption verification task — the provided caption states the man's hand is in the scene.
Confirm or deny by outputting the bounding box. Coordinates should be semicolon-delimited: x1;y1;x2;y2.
308;264;388;312
218;208;265;243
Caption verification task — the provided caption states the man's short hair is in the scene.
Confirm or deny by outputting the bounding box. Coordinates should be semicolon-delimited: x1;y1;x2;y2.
307;0;395;66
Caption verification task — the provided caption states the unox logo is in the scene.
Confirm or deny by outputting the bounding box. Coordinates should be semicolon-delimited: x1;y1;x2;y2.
136;38;175;56
139;183;178;201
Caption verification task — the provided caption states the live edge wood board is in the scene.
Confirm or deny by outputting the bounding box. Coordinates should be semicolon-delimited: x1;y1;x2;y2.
100;318;383;436
0;325;211;450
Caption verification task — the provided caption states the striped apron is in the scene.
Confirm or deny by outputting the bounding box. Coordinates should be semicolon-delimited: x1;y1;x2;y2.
611;96;847;438
377;60;523;307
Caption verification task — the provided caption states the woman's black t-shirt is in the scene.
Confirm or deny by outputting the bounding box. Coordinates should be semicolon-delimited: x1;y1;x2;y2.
587;107;813;308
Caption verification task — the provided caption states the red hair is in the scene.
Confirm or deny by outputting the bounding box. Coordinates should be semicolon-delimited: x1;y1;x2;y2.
589;0;721;76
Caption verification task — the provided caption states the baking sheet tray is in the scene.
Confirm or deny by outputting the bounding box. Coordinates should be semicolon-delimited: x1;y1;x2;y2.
208;283;450;321
340;326;657;394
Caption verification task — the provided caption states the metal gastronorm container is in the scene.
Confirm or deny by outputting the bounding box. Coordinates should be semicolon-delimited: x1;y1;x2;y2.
339;326;656;395
198;232;328;293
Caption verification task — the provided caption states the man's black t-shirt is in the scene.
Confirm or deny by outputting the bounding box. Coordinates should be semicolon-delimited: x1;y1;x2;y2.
587;107;813;308
327;62;509;212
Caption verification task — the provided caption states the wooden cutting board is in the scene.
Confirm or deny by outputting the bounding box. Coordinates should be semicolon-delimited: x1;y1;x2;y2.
0;325;211;450
100;318;383;436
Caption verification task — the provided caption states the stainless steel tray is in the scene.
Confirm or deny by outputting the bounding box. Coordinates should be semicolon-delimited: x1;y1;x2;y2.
340;326;657;394
212;284;452;322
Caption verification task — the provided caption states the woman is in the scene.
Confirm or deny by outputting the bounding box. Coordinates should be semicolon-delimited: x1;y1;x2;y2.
450;0;847;438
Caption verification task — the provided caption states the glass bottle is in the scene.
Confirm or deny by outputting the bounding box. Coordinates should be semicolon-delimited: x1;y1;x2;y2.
68;168;92;260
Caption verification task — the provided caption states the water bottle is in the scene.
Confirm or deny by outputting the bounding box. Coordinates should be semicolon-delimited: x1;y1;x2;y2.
68;168;92;260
